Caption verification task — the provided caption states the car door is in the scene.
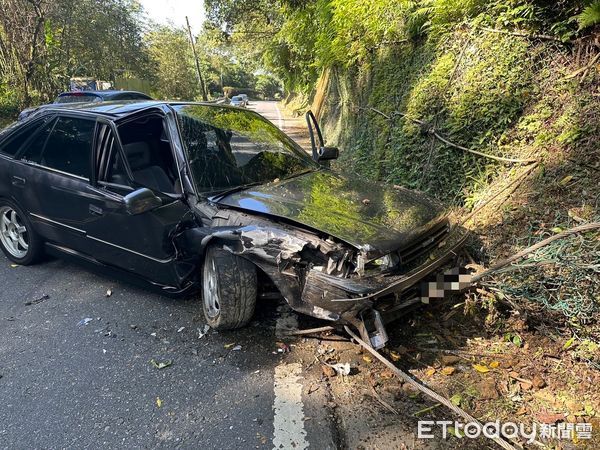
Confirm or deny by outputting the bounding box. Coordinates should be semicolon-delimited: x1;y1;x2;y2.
11;114;97;253
81;119;192;288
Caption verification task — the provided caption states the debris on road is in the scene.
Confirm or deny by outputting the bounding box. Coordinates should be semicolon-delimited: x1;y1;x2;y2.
276;342;290;353
232;345;242;351
105;289;112;297
24;294;49;306
197;325;210;339
77;318;93;327
150;359;173;370
324;362;351;377
177;326;185;333
156;397;162;408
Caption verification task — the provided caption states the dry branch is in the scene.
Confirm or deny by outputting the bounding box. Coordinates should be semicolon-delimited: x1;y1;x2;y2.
477;26;565;43
344;326;520;450
366;107;537;164
471;222;600;283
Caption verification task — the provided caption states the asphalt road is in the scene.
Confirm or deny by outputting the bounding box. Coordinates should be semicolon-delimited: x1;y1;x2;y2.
0;101;336;449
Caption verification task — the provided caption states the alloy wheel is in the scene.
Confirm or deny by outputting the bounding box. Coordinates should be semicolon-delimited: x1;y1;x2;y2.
203;258;220;318
0;206;29;259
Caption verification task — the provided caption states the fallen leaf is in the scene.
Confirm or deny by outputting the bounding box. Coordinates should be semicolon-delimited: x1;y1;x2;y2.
425;367;436;376
150;359;173;370
380;369;394;379
512;335;523;347
473;364;490;373
585;405;596;417
559;175;574;186
441;366;456;376
224;343;236;349
362;356;372;364
441;355;460;365
10;264;19;268
450;393;462;406
447;426;462;438
563;337;575;350
489;361;500;369
322;365;336;378
532;374;547;389
156;397;162;408
520;381;533;390
536;411;564;423
389;351;401;362
516;406;527;415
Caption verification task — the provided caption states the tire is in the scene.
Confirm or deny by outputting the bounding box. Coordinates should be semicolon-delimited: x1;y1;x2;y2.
202;245;257;330
0;199;43;265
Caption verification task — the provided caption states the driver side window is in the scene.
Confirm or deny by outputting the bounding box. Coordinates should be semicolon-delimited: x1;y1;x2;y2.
117;115;180;194
96;123;130;189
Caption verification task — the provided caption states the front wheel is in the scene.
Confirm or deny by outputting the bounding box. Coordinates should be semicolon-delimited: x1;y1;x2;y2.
0;200;43;265
202;246;257;330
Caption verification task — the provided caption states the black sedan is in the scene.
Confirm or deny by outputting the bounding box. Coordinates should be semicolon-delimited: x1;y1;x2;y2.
0;101;467;347
17;90;153;121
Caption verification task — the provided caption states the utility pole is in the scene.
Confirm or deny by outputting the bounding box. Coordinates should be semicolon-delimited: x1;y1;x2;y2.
186;16;208;101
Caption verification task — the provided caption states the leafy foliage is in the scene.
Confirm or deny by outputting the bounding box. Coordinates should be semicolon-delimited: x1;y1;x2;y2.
145;27;200;100
577;1;600;28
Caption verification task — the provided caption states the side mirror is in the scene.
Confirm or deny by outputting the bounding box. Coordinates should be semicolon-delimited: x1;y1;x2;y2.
317;146;339;161
123;188;162;215
306;110;325;162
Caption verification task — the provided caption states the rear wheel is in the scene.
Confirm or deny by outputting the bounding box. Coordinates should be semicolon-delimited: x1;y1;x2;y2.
202;246;257;330
0;200;42;265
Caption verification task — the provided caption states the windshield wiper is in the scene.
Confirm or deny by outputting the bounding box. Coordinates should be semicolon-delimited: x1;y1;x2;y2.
207;181;264;202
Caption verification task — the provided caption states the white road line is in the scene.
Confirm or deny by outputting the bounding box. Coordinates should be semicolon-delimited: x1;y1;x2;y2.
273;363;308;449
273;102;284;131
273;306;308;450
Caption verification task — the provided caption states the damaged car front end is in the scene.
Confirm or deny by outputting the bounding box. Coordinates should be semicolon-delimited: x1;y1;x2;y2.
173;105;469;348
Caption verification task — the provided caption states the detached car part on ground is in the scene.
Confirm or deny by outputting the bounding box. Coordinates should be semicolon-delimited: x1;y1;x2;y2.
0;101;467;348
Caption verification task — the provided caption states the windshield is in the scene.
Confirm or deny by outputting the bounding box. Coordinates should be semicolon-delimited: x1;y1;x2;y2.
173;105;319;194
56;94;102;104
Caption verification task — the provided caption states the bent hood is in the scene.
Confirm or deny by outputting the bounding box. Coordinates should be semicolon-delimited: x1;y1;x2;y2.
214;171;447;256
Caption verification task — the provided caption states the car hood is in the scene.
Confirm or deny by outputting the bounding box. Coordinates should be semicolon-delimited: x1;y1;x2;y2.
214;171;448;256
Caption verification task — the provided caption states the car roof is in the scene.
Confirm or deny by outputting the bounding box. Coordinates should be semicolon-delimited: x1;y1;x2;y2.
38;101;237;119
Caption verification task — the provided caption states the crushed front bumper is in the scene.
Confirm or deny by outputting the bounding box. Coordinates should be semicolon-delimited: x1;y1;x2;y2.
297;226;470;345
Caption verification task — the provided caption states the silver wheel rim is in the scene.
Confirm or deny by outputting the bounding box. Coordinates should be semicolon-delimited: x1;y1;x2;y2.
203;257;220;318
0;206;29;259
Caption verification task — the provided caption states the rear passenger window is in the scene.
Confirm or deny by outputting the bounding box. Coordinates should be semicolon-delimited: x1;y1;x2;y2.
0;117;51;157
21;119;56;163
24;116;95;179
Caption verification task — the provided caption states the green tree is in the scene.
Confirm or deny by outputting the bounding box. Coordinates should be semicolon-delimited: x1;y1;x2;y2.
146;26;200;100
255;73;282;98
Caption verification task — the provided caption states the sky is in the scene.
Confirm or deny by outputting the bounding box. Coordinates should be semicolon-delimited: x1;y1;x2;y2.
138;0;206;33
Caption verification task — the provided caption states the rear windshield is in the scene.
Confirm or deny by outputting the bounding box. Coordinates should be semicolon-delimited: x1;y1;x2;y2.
56;94;102;104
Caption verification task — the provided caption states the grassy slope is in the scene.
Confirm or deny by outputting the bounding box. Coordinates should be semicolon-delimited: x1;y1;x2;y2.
307;25;600;432
316;26;599;331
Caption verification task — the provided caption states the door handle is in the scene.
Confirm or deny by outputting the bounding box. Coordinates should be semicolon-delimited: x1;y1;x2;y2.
89;205;104;216
11;176;26;187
